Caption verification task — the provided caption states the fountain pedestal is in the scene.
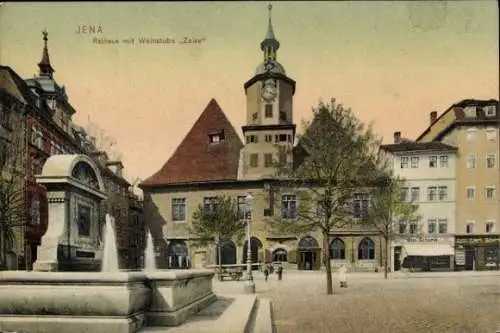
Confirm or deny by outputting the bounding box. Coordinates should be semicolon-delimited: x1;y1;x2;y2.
32;155;107;272
145;269;216;326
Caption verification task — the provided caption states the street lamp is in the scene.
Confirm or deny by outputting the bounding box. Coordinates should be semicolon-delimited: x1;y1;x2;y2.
243;193;256;294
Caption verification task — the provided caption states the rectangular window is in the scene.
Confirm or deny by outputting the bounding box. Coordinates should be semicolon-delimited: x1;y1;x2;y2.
486;154;496;169
281;194;297;219
466;128;477;141
203;197;217;215
410;187;420;201
466;222;475;234
439;155;448;168
31;196;40;225
237;196;246;220
246;135;258;144
264;134;273;143
400;156;408;168
400;188;409;202
485;187;496;200
438;186;448;200
429;156;437;168
427;187;437;201
409;221;418;234
249;153;258;167
438;219;448;234
265;104;273;118
484;106;497;117
171;198;186;221
410;156;419;168
466;187;476;200
278;151;287;165
264;153;273;167
427;219;437;234
398;221;407;234
278;134;287;142
486;127;497;141
466;155;476;169
485;221;495;233
353;193;370;219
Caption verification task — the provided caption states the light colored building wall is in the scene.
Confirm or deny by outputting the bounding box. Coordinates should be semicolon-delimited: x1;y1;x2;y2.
391;150;457;238
442;125;500;236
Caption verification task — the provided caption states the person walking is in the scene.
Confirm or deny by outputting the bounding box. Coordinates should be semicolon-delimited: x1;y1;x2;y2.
263;263;270;281
339;264;348;288
276;264;283;281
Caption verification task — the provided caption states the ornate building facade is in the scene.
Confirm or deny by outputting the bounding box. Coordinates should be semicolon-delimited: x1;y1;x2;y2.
141;5;385;272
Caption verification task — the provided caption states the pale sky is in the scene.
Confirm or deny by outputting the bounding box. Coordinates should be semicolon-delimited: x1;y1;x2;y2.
0;1;498;182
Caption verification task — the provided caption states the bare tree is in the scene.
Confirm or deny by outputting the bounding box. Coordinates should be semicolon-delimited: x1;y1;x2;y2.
362;176;420;279
0;108;27;270
270;98;389;295
84;117;122;161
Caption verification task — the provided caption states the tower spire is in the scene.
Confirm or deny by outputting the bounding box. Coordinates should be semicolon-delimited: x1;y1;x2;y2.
260;3;280;62
38;29;55;78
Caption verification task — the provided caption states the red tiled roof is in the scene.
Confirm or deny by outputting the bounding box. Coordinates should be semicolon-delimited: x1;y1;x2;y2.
141;99;243;187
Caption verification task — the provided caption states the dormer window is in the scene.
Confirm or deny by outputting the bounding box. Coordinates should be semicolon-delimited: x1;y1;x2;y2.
209;131;224;144
463;106;477;118
484;105;497;117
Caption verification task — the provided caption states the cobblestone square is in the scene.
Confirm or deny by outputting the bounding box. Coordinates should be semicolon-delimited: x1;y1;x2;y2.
213;271;500;333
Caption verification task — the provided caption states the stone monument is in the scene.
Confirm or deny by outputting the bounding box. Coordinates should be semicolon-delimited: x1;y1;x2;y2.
33;154;107;272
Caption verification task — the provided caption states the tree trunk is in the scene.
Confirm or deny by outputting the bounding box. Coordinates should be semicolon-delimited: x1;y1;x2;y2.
218;242;222;269
384;236;390;279
322;231;333;295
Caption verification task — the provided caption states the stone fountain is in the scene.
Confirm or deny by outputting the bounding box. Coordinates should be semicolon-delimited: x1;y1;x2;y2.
0;155;216;333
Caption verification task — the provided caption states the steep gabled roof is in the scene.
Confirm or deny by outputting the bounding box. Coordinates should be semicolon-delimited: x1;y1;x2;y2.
141;99;244;187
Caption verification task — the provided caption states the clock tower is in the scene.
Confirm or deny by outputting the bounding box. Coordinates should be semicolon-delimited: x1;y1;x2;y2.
240;4;296;180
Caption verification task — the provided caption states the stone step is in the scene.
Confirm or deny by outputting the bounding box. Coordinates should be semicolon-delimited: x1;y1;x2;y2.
250;298;274;333
140;294;257;333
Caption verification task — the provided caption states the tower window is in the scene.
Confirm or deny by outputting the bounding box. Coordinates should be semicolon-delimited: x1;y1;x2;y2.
209;131;224;144
265;104;273;118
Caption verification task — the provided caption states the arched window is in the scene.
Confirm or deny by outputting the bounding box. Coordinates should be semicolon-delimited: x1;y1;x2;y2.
330;238;345;260
298;236;319;250
72;161;99;190
358;237;375;260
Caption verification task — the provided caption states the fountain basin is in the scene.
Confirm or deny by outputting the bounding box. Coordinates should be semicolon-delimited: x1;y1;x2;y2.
0;271;150;333
145;269;216;326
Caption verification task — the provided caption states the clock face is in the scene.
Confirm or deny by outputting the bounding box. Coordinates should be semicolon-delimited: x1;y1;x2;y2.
261;79;277;101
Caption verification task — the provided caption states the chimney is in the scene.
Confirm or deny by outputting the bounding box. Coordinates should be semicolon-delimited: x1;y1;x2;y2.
393;131;401;144
430;111;438;124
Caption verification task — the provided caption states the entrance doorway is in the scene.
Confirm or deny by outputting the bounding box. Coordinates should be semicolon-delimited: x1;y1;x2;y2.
166;240;189;269
242;236;262;270
272;248;288;262
464;247;475;271
297;236;321;270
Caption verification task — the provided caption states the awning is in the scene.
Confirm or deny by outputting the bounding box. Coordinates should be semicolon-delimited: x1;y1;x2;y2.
402;243;454;257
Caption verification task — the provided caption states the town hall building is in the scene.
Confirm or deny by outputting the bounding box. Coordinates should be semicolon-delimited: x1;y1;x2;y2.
141;5;384;272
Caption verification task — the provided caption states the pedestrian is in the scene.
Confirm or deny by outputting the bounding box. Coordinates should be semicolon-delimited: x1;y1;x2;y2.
263;263;270;281
339;264;348;288
276;264;283;281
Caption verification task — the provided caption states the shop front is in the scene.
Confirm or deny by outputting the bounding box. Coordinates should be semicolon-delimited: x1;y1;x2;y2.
455;235;500;271
398;241;455;272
